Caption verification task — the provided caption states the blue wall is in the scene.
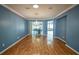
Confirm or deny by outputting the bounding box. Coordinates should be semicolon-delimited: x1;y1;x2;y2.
55;5;79;52
55;16;67;41
0;5;29;52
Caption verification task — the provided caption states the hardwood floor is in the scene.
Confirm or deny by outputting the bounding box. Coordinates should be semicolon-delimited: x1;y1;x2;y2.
2;35;77;55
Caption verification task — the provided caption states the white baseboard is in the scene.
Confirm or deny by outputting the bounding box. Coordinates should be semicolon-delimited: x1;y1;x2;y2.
0;34;30;54
54;36;79;54
54;36;66;43
65;44;79;55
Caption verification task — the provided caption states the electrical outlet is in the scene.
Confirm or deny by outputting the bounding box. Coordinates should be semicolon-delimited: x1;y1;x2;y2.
2;43;5;47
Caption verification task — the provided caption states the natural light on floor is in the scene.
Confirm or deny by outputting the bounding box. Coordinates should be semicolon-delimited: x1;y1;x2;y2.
31;20;53;45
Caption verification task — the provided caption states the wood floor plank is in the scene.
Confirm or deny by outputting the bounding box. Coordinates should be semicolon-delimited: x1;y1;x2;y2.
2;35;77;55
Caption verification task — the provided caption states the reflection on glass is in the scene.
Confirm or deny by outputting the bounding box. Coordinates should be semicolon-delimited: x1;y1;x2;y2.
47;31;53;45
47;21;53;45
32;21;43;36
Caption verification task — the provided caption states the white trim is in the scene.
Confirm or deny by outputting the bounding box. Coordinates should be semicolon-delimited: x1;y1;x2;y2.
1;4;25;19
65;44;79;55
1;4;78;20
0;34;30;54
54;4;78;19
54;36;66;43
54;36;79;54
1;4;53;20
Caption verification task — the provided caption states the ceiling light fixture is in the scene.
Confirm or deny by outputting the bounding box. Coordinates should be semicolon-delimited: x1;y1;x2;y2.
33;4;39;8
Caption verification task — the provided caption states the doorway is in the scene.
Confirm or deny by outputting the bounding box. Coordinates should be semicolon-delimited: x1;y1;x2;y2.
32;21;43;36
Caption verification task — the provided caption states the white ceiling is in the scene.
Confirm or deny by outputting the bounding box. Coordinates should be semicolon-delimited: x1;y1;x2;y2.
4;4;74;20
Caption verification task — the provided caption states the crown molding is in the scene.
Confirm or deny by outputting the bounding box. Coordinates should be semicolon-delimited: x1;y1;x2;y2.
1;4;54;20
1;4;78;20
1;4;25;19
54;4;78;19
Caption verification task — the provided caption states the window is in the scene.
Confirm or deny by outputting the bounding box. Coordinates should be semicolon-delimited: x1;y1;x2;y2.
32;21;43;36
47;21;53;44
47;21;53;31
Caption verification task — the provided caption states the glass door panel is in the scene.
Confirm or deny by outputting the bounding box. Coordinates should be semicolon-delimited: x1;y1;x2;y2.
47;21;53;44
32;21;43;36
